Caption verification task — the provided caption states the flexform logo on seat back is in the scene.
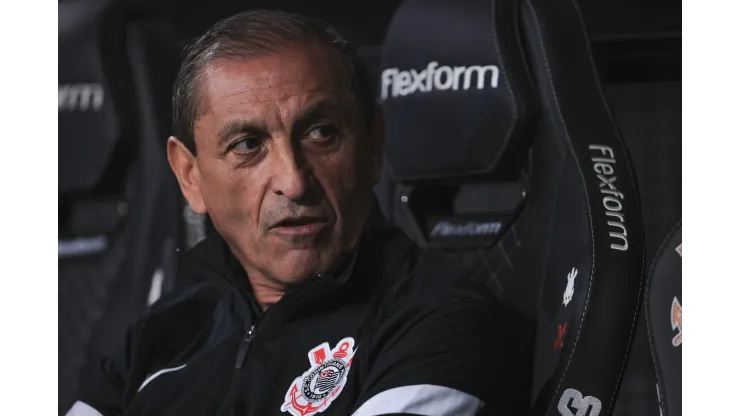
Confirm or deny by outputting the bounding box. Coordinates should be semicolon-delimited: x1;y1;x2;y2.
381;61;500;99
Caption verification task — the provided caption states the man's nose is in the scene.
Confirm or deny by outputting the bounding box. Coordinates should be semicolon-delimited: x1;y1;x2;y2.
270;140;310;200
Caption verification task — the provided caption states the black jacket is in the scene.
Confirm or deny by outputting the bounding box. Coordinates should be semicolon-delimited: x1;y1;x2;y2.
69;214;532;416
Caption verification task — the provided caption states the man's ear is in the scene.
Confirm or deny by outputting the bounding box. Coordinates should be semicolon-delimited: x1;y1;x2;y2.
368;105;386;187
167;136;207;214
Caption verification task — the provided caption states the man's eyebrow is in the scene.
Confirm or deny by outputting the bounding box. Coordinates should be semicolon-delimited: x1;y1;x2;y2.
217;120;266;146
216;101;342;146
296;100;341;124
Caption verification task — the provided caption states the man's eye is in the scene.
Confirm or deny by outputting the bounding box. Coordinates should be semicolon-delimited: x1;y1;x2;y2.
305;125;336;142
231;137;261;153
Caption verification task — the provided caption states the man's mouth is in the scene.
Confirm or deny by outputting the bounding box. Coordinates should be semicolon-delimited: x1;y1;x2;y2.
271;216;328;236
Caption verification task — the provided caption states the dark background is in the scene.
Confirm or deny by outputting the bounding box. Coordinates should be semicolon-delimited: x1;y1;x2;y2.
58;0;681;414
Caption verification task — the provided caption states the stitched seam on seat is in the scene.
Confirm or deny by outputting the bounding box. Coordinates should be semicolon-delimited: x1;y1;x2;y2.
643;219;682;415
537;155;568;308
520;1;597;414
487;0;519;172
563;0;648;410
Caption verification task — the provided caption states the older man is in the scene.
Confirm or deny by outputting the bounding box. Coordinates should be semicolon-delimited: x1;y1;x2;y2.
68;10;530;416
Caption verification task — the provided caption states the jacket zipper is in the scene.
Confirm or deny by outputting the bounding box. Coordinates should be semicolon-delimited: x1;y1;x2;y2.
230;273;331;371
234;324;256;369
215;273;336;415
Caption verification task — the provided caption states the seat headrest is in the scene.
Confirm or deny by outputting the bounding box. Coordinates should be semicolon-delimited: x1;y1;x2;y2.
59;0;136;196
380;0;536;182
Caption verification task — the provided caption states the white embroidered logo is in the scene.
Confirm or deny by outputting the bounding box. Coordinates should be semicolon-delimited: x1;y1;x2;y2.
380;61;500;99
281;338;356;416
563;267;578;307
558;388;602;416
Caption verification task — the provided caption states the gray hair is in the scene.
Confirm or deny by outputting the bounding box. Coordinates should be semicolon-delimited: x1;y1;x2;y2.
172;9;375;153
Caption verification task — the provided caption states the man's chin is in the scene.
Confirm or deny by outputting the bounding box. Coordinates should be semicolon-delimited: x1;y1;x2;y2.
271;249;326;283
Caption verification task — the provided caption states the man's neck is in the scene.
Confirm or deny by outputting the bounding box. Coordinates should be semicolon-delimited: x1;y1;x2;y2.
250;280;284;311
246;246;359;311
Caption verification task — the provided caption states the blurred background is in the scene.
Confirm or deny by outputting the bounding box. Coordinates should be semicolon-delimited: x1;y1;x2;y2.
59;0;680;414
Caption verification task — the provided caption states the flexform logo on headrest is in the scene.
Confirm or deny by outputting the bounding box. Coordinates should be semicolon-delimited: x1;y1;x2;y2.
381;61;500;100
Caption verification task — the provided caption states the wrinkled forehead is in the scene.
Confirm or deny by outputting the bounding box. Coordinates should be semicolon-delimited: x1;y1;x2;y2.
198;46;350;123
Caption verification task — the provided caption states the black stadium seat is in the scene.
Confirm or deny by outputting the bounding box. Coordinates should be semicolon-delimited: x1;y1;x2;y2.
379;0;646;414
59;0;186;411
645;221;682;416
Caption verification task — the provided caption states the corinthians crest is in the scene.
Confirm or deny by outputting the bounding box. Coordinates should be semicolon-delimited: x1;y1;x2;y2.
281;337;356;416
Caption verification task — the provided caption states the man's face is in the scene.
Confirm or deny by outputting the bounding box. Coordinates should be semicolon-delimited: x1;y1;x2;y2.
169;45;383;287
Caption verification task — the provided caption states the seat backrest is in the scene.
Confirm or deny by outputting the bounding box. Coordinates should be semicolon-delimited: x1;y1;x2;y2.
379;0;646;414
59;0;183;411
645;221;682;416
